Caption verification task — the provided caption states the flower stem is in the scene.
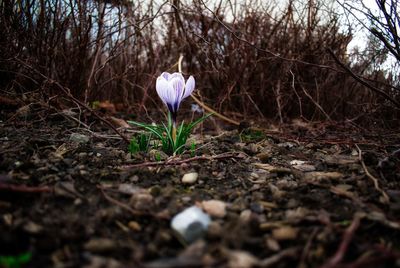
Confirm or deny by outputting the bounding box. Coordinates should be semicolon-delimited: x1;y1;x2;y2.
178;54;183;73
172;121;177;142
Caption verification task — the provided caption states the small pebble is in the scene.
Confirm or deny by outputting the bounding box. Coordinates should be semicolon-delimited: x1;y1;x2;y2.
239;209;252;223
265;237;280;251
23;221;43;234
226;250;258;268
272;226;298;240
131;192;154;210
84;238;117;252
256;152;271;163
182;172;199;184
250;202;264;214
69;133;89;144
128;221;141;231
201;200;227;218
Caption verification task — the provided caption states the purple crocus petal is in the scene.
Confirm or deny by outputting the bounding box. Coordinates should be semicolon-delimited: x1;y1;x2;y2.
161;72;171;81
155;72;196;118
182;75;195;99
156;76;173;106
168;75;185;111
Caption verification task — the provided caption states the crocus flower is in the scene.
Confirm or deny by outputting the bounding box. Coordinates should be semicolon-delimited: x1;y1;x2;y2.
156;72;195;124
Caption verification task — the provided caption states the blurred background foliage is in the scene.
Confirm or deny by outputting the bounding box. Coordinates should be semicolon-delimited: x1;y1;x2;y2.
0;0;399;127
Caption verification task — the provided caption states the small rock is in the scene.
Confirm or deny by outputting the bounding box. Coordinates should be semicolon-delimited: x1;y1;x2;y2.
181;196;192;203
272;226;298;240
304;171;343;182
83;255;122;268
254;163;291;174
250;172;259;179
335;184;353;191
286;198;299;208
171;206;211;243
324;155;358;165
290;160;316;172
246;143;260;154
265;237;280;251
3;214;12;226
277;142;296;149
226;250;258;268
118;183;140;195
130;192;154;210
259;201;278;210
201;200;227;218
74;198;82;206
182;172;199;184
78;152;88;160
128;221;141;231
239;209;252;223
256;152;272;163
128;175;139;182
285;207;310;221
70;133;90;144
250;202;264;214
23;221;43;234
270;184;285;199
84;238;117;253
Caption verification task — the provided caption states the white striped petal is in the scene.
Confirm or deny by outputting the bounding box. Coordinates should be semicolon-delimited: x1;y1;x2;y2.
161;72;171;81
169;75;185;106
183;75;195;99
156;76;173;105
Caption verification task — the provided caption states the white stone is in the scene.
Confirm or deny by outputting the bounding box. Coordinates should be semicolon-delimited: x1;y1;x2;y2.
181;172;199;184
171;206;210;243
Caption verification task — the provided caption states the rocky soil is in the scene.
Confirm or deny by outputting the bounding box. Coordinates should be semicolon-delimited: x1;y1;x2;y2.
1;105;400;268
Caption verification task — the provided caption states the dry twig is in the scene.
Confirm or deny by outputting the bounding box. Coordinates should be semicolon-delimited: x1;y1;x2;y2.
328;48;400;109
356;144;390;204
322;213;363;268
177;55;240;126
121;152;245;169
15;59;131;144
97;185;168;219
0;183;52;193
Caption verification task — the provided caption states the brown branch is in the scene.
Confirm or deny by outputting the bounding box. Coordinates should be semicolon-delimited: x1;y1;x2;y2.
327;48;400;109
175;55;240;126
191;94;240;126
322;213;363;268
0;183;52;193
15;58;130;144
97;185;169;220
121;152;244;169
53;83;131;144
356;144;390;204
97;185;146;216
198;0;342;72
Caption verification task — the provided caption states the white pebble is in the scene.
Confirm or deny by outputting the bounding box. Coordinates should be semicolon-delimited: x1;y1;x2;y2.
182;172;198;184
171;206;210;243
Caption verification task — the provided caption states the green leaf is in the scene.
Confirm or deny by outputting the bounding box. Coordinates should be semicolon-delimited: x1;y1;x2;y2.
0;252;32;268
128;113;213;156
128;138;140;154
190;141;196;157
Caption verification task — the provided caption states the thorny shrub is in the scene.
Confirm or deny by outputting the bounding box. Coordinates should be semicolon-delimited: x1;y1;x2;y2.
0;0;398;128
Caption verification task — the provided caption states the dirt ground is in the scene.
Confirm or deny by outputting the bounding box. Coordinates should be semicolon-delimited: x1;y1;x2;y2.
1;104;400;268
